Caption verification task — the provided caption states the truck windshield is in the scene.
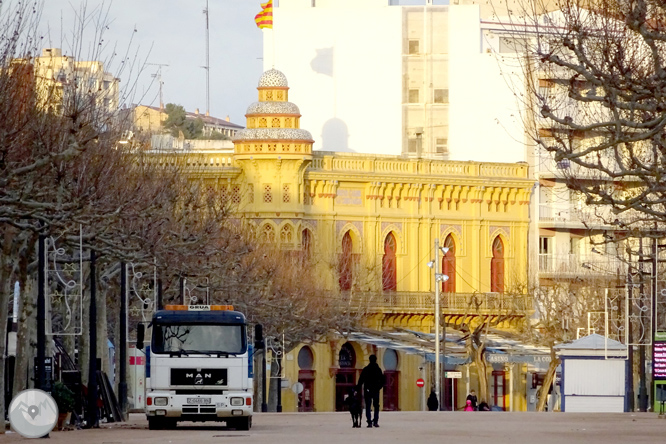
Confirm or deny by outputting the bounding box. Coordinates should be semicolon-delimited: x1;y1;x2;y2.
152;324;245;355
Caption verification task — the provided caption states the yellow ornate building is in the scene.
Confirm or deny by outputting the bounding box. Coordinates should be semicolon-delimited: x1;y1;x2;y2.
173;69;535;412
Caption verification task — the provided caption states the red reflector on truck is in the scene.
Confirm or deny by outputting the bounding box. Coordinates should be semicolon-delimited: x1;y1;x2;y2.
147;397;152;406
246;397;252;406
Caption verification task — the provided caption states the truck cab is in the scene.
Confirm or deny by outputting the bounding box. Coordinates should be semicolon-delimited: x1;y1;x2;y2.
141;305;253;430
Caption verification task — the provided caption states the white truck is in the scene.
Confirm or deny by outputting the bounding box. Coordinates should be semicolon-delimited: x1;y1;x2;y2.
137;305;253;430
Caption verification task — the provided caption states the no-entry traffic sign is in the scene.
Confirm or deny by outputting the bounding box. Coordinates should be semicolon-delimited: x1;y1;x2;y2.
416;378;425;388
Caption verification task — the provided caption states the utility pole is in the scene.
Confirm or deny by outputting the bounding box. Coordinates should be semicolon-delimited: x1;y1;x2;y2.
119;262;127;419
435;238;441;410
86;250;99;428
203;0;210;116
37;235;46;391
147;63;169;110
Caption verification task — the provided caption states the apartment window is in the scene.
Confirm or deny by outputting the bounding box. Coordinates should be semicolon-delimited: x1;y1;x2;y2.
434;89;449;103
539;237;553;255
435;138;448;154
556;159;570;169
408;89;419;103
570;237;581;255
499;37;527;53
408;40;420;55
103;80;110;90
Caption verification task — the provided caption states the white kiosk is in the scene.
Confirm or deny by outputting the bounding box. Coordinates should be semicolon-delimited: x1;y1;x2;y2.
556;334;628;412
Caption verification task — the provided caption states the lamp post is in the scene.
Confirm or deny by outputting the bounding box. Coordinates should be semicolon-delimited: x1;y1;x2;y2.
428;239;449;410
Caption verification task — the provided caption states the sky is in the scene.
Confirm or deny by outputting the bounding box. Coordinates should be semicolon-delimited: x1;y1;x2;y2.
40;0;265;125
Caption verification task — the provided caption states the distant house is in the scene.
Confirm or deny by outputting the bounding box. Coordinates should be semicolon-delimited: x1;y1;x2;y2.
132;105;244;139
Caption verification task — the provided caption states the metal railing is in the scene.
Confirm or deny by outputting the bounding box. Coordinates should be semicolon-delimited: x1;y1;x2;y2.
538;253;624;276
337;291;530;315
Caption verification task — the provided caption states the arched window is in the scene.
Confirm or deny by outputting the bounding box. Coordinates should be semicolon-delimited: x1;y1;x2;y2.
280;224;293;244
302;229;312;259
382;233;397;292
339;231;353;291
491;236;505;293
442;235;456;293
298;346;314;370
261;224;275;243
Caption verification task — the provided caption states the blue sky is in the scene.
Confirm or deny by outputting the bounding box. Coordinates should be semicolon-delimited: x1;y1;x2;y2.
40;1;264;124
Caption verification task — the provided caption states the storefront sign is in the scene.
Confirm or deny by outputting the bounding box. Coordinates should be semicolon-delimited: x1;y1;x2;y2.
486;353;551;364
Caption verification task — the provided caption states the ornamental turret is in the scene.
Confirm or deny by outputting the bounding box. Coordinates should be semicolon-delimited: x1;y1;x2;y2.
233;69;314;157
232;69;314;215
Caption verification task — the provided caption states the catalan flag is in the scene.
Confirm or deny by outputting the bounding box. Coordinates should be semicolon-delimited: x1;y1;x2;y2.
255;0;273;29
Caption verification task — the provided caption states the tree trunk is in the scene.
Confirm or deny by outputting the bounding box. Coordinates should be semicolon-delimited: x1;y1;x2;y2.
0;227;14;433
13;277;36;396
267;351;279;412
253;349;265;412
536;347;560;412
473;342;489;404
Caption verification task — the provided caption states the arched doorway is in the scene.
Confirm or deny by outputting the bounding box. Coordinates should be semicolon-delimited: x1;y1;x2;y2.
297;346;315;412
491;236;505;293
382;349;399;411
335;342;358;411
382;233;397;292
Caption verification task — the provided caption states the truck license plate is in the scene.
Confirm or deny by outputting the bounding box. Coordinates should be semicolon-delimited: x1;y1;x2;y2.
187;397;211;404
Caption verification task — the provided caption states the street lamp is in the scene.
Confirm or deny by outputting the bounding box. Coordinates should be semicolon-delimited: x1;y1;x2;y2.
428;239;449;410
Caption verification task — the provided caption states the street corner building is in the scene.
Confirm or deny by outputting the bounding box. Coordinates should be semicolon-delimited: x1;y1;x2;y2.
164;67;535;412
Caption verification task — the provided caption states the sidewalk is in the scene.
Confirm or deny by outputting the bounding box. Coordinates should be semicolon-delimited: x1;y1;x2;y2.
2;411;665;443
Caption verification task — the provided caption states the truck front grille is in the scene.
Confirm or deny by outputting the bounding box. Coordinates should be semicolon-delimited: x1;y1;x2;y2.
182;405;216;414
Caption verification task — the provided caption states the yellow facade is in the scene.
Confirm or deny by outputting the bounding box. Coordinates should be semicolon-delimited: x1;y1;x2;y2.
176;69;534;412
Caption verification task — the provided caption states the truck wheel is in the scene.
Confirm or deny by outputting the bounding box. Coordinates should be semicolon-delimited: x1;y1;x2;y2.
148;417;163;430
235;416;251;431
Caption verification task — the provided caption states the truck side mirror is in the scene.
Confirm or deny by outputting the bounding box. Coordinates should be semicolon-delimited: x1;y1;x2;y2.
137;323;145;350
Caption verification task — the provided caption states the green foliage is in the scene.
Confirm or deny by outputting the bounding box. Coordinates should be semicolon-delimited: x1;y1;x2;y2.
206;130;231;141
52;382;75;413
162;103;203;139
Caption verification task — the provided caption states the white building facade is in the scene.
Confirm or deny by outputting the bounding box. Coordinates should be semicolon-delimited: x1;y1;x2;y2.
266;0;530;163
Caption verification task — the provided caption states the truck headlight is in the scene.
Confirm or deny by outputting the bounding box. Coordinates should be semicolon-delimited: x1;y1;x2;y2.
154;397;169;406
230;397;244;406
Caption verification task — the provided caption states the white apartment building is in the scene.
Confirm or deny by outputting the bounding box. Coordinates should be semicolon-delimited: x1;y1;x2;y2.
33;48;120;114
265;0;530;163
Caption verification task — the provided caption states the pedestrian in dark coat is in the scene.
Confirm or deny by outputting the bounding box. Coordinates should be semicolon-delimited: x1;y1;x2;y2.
357;354;384;428
427;390;439;411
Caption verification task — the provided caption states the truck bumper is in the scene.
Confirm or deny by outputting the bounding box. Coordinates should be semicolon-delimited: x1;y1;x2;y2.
146;392;253;420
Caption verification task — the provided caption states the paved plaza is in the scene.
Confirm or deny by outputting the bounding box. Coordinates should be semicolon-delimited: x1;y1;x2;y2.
3;412;665;443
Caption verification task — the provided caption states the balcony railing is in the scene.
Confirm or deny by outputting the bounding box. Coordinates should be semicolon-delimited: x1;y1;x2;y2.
336;291;530;316
538;203;618;227
538;253;625;276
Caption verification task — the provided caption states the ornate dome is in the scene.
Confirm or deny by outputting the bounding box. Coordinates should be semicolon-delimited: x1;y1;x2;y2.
258;69;288;88
246;101;300;115
233;128;313;142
